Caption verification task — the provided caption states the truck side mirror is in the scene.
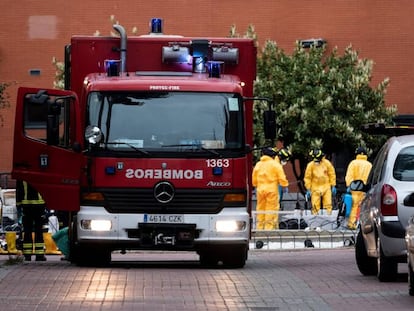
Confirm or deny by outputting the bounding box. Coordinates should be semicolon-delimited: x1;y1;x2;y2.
263;110;276;140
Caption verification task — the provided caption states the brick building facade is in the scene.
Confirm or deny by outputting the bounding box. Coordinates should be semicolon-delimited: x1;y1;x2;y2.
1;0;414;173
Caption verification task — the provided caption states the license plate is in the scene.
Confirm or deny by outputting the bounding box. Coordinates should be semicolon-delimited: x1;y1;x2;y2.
144;214;184;223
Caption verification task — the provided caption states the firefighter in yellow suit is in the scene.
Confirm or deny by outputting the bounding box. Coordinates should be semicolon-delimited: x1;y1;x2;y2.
253;147;289;230
345;147;372;229
16;180;47;261
304;149;337;215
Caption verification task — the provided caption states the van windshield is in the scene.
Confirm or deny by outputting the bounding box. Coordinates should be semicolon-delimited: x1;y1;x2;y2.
86;91;244;150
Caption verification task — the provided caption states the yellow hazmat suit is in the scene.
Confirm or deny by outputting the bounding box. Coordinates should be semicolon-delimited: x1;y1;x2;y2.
345;153;372;229
253;154;289;230
304;157;336;215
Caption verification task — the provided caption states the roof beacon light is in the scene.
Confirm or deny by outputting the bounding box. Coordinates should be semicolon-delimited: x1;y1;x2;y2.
208;61;223;78
150;18;163;34
104;59;121;77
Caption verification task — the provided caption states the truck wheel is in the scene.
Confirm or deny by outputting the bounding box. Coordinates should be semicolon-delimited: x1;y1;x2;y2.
199;252;219;267
69;216;111;267
76;246;112;267
68;216;81;264
355;230;377;276
222;245;248;268
409;263;414;296
377;237;398;282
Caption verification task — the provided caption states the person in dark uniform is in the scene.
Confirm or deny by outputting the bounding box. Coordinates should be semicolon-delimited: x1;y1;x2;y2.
16;180;47;261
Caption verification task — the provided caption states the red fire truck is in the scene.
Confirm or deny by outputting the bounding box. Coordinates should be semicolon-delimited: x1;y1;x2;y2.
12;19;272;267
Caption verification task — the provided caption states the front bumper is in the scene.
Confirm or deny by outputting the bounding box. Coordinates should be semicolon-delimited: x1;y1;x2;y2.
76;205;250;251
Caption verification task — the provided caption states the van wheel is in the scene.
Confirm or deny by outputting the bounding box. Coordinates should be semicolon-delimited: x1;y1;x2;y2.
355;230;377;275
377;237;398;282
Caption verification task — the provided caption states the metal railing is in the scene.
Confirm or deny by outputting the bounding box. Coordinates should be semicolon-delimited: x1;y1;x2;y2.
251;193;356;250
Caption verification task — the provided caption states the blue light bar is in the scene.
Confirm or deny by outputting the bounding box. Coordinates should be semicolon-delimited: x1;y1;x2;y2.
151;18;163;33
207;61;223;78
104;59;120;76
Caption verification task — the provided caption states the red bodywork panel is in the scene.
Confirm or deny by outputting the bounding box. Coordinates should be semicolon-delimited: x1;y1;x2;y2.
92;158;247;189
12;34;256;212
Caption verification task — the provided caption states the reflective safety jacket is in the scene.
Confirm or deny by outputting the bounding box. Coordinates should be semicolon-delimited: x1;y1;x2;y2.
16;180;45;206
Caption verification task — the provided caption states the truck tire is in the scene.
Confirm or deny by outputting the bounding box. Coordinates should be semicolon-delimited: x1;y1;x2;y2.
377;237;398;282
68;216;81;264
74;246;111;267
69;216;111;267
199;244;248;268
409;263;414;296
355;230;377;276
199;252;219;268
222;245;248;268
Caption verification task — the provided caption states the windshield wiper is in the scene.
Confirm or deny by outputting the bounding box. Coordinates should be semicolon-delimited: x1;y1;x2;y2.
162;144;222;157
106;142;150;155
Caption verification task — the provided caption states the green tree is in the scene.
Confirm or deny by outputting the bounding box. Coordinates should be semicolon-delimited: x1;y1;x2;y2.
254;40;397;184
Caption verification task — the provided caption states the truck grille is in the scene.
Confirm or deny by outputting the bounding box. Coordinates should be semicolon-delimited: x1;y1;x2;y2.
93;188;227;214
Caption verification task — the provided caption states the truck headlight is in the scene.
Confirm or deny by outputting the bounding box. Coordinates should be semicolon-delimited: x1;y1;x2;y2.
81;219;112;231
215;220;246;232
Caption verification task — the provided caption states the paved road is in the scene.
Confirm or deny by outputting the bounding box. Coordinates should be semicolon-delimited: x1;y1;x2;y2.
0;247;412;310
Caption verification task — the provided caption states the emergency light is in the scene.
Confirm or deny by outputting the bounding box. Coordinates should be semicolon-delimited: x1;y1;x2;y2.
104;59;121;76
150;18;163;34
208;61;223;78
161;39;239;75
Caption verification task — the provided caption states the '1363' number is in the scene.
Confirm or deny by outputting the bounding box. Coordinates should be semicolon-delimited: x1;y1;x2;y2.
206;159;230;168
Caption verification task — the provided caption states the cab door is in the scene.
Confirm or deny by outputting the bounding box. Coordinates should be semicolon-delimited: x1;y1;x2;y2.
12;87;84;211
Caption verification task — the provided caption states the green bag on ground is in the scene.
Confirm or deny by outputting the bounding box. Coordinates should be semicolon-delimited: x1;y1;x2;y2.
52;227;70;257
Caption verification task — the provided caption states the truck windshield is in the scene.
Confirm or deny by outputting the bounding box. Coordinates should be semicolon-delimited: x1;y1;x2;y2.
86;91;244;150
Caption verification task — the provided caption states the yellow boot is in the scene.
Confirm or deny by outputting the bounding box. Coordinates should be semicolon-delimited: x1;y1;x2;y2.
6;231;18;254
0;245;7;254
43;232;62;255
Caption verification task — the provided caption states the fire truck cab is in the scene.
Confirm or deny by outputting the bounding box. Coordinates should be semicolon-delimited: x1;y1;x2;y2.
12;20;266;267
